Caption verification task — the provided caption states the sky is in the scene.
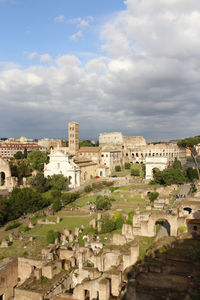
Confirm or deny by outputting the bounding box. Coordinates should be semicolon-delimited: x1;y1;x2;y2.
0;0;200;141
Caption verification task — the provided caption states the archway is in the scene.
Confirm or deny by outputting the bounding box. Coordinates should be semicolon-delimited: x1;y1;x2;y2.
69;176;72;185
100;171;103;177
155;219;171;236
0;172;5;186
84;289;90;300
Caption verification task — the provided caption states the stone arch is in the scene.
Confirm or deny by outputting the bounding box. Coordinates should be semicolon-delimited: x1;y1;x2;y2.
155;219;171;236
145;157;168;180
0;172;5;186
147;214;178;236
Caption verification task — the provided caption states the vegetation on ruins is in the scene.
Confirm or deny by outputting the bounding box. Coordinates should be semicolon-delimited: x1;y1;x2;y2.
131;167;140;176
100;212;125;234
46;230;60;244
178;135;200;179
147;191;159;203
95;195;112;210
115;165;121;172
124;162;131;169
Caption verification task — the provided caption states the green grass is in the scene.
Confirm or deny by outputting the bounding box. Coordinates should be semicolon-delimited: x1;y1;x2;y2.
112;193;146;206
57;210;89;216
24;215;96;237
74;196;96;207
0;237;48;259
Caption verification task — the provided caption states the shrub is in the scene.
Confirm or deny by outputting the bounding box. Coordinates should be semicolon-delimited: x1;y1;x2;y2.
52;199;62;212
115;165;121;172
113;211;125;229
62;192;80;205
124;162;131;169
46;230;60;244
5;222;21;231
147;191;159;203
18;225;29;233
178;226;186;234
131;168;140;176
95;195;111;210
51;190;61;200
126;210;135;225
101;215;115;233
84;185;92;193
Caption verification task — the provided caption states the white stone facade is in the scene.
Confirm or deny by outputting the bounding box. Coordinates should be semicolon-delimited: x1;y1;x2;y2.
44;150;80;188
145;157;168;180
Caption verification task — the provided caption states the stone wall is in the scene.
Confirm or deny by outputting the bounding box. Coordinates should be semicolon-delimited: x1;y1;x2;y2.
0;258;18;300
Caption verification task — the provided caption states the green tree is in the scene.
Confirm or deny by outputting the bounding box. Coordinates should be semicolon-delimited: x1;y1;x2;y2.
101;215;115;233
0;197;8;225
17;161;31;180
147;191;159;203
131;168;140;176
172;158;182;169
29;172;47;193
115;165;121;172
28;150;48;171
186;167;198;181
178;136;200;179
124;162;131;169
14;151;24;160
46;174;68;191
52;199;62;212
7;188;50;220
95;195;111;210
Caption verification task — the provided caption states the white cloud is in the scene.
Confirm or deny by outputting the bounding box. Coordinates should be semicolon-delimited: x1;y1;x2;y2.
54;15;66;23
40;54;52;63
1;1;200;139
69;16;93;28
70;30;83;40
27;52;37;60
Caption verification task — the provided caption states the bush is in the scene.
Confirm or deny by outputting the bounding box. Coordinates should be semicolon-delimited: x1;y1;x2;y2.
51;190;61;200
124;163;131;169
113;211;125;229
5;222;21;231
95;195;111;210
126;210;135;225
178;226;186;234
46;230;60;244
131;168;140;176
147;192;159;203
62;192;80;205
115;165;121;172
18;225;29;233
52;199;62;212
101;215;115;233
84;185;92;193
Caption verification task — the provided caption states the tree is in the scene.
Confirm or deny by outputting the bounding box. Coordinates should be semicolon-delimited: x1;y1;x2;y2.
101;215;115;233
95;195;111;210
17;161;31;180
178;136;200;180
7;188;50;220
46;174;68;191
52;199;62;212
172;158;182;169
29;172;47;193
28;150;48;171
124;162;131;169
186;167;198;182
14;151;24;160
147;191;159;203
153;167;186;185
115;165;121;172
131;168;140;176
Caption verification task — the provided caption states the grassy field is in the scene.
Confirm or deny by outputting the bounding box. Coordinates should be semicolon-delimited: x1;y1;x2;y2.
25;215;96;237
0;237;48;259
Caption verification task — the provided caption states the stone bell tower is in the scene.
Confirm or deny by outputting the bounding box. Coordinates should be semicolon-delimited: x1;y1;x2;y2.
68;122;79;155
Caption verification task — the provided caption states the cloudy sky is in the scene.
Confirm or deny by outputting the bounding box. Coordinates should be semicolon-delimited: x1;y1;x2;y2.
0;0;200;140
